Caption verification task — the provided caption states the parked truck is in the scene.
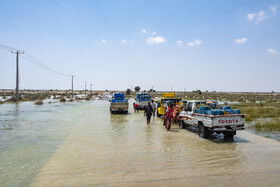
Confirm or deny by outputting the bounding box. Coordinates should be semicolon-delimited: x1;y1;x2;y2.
157;92;181;117
110;93;129;114
135;93;151;110
178;100;245;139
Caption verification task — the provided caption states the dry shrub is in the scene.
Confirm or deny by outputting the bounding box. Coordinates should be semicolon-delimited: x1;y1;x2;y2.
60;98;66;102
35;100;43;105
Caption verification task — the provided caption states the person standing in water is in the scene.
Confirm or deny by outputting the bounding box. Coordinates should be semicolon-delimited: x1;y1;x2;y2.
145;102;153;124
165;103;174;131
151;100;157;119
163;102;170;126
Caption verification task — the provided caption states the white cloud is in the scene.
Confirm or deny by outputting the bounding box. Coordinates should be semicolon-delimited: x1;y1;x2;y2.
266;48;277;54
176;41;183;46
141;29;148;34
194;40;202;45
270;6;277;14
121;39;127;44
234;38;248;44
151;32;157;35
256;11;266;23
247;13;257;21
101;40;107;44
188;39;202;47
247;10;268;24
147;36;165;44
187;42;195;46
121;40;134;44
247;6;278;24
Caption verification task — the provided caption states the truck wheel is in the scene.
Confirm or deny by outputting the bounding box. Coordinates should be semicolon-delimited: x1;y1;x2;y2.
179;120;186;129
157;111;161;117
198;123;208;138
224;132;234;139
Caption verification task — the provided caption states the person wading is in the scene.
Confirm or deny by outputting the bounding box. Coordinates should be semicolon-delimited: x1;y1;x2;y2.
165;103;174;131
151;100;157;119
145;102;153;124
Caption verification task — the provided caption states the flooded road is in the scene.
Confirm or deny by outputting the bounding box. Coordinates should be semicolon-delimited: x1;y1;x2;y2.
1;100;280;186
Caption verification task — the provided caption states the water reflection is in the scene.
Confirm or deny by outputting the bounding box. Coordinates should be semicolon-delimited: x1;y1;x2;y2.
110;114;129;138
0;104;20;131
13;103;20;117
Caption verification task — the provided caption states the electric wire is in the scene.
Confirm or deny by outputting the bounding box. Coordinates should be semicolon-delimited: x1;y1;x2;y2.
22;52;72;77
0;43;90;88
76;77;86;83
0;43;23;52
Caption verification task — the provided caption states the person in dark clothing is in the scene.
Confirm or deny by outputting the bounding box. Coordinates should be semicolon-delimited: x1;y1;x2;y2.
145;102;153;124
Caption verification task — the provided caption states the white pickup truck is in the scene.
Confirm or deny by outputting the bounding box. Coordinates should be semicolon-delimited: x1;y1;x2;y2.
178;100;245;139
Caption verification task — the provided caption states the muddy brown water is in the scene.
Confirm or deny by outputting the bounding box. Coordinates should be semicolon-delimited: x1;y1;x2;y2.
1;100;280;186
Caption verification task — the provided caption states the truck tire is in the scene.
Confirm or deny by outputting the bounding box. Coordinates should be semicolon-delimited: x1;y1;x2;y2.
223;132;235;139
198;122;209;139
179;120;186;129
157;111;161;117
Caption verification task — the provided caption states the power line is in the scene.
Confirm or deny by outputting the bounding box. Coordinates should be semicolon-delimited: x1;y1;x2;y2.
1;43;72;77
23;52;72;77
0;43;23;53
76;77;86;83
0;43;92;90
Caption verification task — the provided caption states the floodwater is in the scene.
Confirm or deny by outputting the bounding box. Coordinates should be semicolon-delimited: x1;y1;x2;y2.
1;101;280;186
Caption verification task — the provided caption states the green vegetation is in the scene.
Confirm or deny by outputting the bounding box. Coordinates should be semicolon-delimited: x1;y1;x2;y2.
231;103;280;121
253;119;280;131
134;86;140;92
126;89;131;95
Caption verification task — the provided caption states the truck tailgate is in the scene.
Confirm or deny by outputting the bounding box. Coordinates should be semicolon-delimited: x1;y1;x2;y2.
111;103;128;109
212;116;245;126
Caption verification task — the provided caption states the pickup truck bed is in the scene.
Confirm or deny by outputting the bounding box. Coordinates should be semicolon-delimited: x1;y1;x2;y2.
179;111;245;139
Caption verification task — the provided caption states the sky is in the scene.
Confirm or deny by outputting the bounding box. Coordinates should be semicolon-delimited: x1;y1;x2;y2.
0;0;280;92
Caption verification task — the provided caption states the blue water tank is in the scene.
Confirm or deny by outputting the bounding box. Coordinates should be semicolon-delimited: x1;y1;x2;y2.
199;106;211;114
221;106;232;110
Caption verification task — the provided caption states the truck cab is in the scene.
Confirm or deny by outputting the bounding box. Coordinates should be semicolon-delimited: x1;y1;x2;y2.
157;92;181;117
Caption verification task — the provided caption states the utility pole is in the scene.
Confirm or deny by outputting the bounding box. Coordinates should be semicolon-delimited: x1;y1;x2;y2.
90;83;93;95
71;75;74;98
171;86;173;92
16;51;19;101
85;81;87;96
12;50;24;101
